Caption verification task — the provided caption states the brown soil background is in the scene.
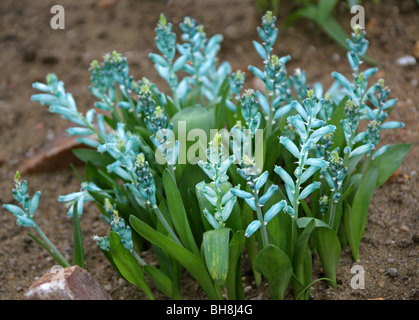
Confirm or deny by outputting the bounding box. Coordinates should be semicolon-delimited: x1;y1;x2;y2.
0;0;417;300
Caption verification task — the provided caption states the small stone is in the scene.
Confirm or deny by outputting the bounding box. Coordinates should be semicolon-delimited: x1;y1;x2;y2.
388;258;395;263
386;268;398;278
243;286;252;293
379;268;385;274
104;284;112;291
400;225;410;232
395;55;416;67
23;265;111;300
331;53;340;63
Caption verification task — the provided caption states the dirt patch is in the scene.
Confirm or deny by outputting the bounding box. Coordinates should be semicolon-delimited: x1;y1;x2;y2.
0;0;417;300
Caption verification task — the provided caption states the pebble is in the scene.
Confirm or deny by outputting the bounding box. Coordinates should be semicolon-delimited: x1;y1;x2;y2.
331;53;340;63
387;268;398;278
395;55;416;67
388;258;395;263
243;286;252;293
400;225;409;232
104;284;112;291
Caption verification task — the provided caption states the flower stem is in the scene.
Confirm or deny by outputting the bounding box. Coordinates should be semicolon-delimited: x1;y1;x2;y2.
132;250;146;267
34;224;70;267
152;206;183;246
254;192;269;249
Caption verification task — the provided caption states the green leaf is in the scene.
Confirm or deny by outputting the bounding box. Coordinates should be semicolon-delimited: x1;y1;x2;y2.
144;265;181;299
203;228;230;288
163;169;199;255
214;79;230;129
296;217;330;229
255;245;293;300
226;230;246;300
171;104;212;137
109;232;154;300
264;181;289;251
318;0;339;24
164;95;180;117
285;5;318;27
293;220;315;286
72;206;84;268
314;227;341;287
330;96;348;150
72;149;114;167
129;215;223;300
345;166;379;260
242;202;262;286
346;154;364;177
371;144;412;187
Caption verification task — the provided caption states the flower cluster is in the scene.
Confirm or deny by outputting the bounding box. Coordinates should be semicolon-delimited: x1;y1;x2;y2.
197;133;237;229
3;172;40;228
134;153;157;207
89;50;131;95
276;93;334;214
240;89;262;136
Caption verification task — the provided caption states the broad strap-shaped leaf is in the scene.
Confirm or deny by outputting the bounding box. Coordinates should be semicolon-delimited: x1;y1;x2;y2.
345;166;379;260
314;227;341;287
371;144;412;187
72;206;84;268
129;215;222;300
330;96;348;150
144;265;181;299
72;149;114;167
255;245;293;300
293;220;316;287
226;230;246;300
296;217;329;229
203;228;230;288
109;232;154;300
163;169;199;255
